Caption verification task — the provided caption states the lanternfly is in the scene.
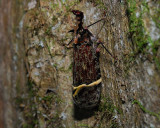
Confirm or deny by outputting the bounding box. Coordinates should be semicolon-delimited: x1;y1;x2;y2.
68;10;115;108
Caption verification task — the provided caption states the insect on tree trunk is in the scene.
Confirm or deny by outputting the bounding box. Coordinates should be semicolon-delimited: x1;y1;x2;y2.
70;10;113;109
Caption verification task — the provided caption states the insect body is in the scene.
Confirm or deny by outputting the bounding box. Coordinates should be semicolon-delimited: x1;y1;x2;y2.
69;10;113;108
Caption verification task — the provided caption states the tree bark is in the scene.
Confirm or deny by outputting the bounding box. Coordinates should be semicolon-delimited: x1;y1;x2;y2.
0;0;27;127
0;0;160;128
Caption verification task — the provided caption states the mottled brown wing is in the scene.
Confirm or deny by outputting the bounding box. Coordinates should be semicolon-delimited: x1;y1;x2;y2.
73;40;101;108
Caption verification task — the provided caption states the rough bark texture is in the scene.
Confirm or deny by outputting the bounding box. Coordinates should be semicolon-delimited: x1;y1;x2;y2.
0;0;160;128
0;0;27;127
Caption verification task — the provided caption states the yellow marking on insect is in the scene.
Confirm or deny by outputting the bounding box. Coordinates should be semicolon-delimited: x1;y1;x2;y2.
72;78;102;97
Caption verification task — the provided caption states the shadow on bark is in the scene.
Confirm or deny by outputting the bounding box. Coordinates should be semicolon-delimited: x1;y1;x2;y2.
73;104;99;120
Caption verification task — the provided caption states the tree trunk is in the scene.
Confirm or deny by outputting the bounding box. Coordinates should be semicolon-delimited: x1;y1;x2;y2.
0;0;160;128
0;0;27;127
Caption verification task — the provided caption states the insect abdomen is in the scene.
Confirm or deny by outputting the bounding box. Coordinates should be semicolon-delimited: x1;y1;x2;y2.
73;42;101;108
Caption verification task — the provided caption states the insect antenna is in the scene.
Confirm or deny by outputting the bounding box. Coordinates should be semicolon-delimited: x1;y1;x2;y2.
96;20;106;37
90;18;116;60
87;18;105;28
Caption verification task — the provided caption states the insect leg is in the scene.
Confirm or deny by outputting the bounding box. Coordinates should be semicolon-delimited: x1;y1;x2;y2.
100;42;113;58
97;40;117;60
67;38;73;46
87;18;105;28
